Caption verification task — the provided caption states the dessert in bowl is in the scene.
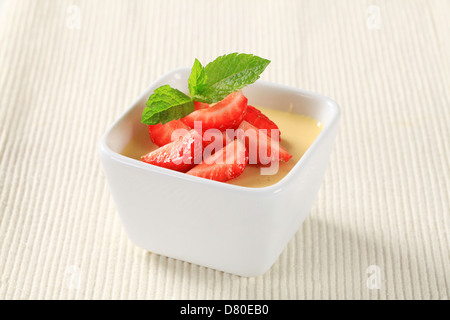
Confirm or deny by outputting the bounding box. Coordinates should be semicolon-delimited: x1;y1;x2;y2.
99;54;340;276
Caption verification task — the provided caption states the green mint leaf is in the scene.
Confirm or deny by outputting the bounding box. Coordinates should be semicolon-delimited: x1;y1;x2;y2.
141;85;194;125
192;53;270;103
188;58;207;98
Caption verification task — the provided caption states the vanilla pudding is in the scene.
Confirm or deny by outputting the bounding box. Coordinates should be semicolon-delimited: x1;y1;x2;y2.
121;107;323;188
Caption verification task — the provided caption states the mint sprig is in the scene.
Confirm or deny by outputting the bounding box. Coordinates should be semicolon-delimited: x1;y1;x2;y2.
141;53;270;125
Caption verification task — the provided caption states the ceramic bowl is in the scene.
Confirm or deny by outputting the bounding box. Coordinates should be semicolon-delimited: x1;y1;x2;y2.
99;68;340;276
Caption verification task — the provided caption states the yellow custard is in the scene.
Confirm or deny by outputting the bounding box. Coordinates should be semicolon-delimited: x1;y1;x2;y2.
121;107;323;188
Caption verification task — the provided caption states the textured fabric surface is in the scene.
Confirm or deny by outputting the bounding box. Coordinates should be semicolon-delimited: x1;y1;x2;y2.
0;0;449;300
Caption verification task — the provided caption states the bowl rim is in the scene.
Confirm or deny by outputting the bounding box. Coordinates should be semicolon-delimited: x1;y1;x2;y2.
99;67;341;195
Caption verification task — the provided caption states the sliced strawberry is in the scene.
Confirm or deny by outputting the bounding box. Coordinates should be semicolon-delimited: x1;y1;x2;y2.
244;105;281;140
187;139;248;182
238;120;291;164
148;119;191;147
202;130;230;150
182;91;248;130
194;101;210;110
141;129;203;172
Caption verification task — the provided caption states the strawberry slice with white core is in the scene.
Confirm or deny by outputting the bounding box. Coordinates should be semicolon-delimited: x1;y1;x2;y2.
182;91;248;131
238;120;292;165
141;129;203;172
202;129;231;154
148;119;191;147
244;105;281;140
187;139;248;182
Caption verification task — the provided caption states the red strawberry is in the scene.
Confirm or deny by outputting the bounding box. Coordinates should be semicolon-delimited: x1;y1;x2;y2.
187;139;248;182
244;105;281;140
182;91;248;130
238;120;291;164
141;129;203;172
202;130;230;150
148;119;191;147
194;101;210;110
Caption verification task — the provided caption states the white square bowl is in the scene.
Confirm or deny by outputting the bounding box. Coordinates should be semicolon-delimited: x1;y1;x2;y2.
99;68;340;277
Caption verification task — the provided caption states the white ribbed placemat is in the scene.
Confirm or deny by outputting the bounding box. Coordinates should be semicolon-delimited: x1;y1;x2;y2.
0;0;448;299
